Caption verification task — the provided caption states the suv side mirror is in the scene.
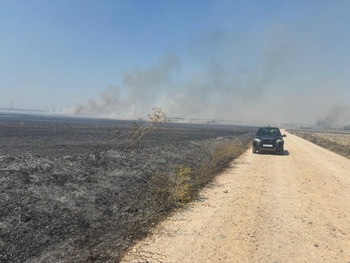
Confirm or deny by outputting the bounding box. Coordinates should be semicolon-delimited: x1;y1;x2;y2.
282;134;286;137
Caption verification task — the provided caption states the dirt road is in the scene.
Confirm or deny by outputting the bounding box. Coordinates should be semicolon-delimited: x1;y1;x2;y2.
122;131;350;263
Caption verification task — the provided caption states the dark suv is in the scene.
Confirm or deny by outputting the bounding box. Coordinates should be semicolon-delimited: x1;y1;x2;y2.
252;127;286;154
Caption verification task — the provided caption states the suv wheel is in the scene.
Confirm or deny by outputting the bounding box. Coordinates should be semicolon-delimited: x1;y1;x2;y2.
279;147;284;155
252;147;257;154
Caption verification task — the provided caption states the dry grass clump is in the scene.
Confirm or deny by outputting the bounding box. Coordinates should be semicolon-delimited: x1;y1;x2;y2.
146;165;193;212
144;140;249;215
194;142;247;188
290;130;350;158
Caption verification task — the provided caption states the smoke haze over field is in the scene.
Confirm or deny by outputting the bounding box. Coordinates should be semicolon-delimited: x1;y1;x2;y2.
316;105;350;129
1;1;350;126
66;22;350;125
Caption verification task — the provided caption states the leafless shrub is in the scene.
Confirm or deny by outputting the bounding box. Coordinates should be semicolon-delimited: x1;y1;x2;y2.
92;107;167;163
93;128;121;163
127;107;167;148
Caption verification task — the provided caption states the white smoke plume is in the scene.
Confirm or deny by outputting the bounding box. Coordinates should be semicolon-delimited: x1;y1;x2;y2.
64;3;350;126
64;31;292;123
64;54;180;119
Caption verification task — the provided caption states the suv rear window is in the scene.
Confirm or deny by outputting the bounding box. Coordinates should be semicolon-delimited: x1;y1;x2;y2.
256;128;282;137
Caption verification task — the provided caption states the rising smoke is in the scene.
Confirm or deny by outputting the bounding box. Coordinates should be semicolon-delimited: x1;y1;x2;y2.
65;54;180;119
64;28;295;123
316;105;350;129
64;8;350;126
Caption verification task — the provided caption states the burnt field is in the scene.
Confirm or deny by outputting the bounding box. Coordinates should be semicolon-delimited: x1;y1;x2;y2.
0;113;254;263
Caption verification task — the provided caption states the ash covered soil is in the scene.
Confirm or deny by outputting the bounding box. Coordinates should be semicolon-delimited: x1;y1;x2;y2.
0;113;253;263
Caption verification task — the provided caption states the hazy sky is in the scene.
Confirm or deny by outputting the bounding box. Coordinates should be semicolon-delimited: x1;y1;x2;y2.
1;0;350;125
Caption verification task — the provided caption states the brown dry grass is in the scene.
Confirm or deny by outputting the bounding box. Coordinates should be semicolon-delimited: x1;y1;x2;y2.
289;130;350;158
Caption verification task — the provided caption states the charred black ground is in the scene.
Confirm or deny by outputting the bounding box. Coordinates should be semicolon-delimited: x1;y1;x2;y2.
0;113;254;262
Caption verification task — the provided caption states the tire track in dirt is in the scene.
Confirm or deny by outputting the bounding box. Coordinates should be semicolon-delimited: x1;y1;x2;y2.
122;131;350;263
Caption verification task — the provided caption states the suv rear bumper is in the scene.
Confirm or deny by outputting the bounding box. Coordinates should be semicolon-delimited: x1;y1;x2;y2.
253;141;284;152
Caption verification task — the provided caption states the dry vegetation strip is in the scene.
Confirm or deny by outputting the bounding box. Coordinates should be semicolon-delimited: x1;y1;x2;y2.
114;139;251;262
147;140;249;211
288;130;350;158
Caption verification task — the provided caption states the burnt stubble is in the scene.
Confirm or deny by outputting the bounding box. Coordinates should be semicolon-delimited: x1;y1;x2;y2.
0;113;253;262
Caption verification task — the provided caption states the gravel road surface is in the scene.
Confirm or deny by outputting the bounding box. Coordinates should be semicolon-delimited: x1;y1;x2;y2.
122;131;350;263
